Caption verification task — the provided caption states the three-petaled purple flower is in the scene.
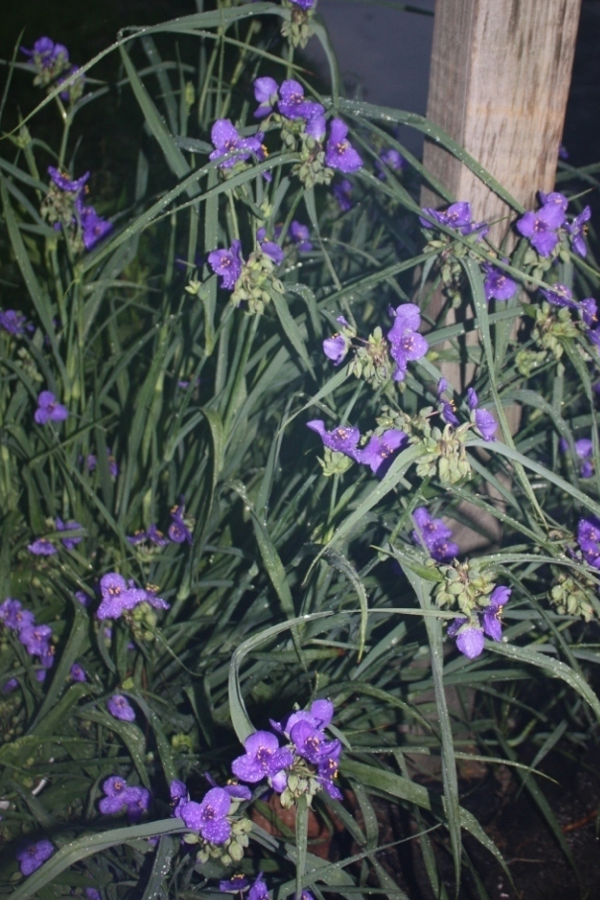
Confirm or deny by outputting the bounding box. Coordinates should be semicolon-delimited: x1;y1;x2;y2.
107;694;136;722
209;119;263;169
387;303;428;382
34;390;68;424
306;420;361;462
355;429;407;476
253;76;279;118
559;436;594;479
482;263;518;302
566;205;591;258
179;787;232;844
56;516;82;550
99;775;151;821
16;839;54;877
231;730;294;785
96;572;147;620
437;377;460;426
325;119;363;173
577;516;600;569
208;240;243;290
289;221;313;252
412;507;458;562
168;496;193;544
376;148;406;180
516;198;566;257
322;316;351;365
278;79;324;122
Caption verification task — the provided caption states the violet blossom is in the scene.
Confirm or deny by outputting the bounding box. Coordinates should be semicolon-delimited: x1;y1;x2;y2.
289;220;313;252
28;537;57;556
70;662;86;682
56;516;82;550
99;775;150;821
208;240;243;290
168;497;193;544
412;507;458;562
16;840;54;877
96;572;147;620
482;262;518;302
332;178;353;212
306;420;361;462
420;201;488;239
516;200;566;257
566;205;592;258
387;303;428;382
559;436;594;478
467;387;497;442
248;875;269;900
448;585;510;659
220;875;250;893
322;316;351;365
355;429;407;476
253;76;279;118
437;377;460;426
34;390;68;424
577;516;600;569
107;694;136;722
325;118;363;173
209;119;263;169
179;787;232;844
376;148;406;180
278;79;324;122
0;309;27;335
75;196;113;250
231;730;294;785
257;228;284;265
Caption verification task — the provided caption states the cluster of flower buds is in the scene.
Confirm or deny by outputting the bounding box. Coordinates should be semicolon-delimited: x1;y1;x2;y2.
280;0;318;48
0;598;54;687
433;560;511;659
208;238;285;314
128;496;194;557
21;36;84;102
171;778;252;866
549;571;595;621
322;303;428;386
41;167;112;254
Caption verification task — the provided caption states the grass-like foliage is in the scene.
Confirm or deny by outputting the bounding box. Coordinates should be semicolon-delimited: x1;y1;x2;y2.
2;2;600;898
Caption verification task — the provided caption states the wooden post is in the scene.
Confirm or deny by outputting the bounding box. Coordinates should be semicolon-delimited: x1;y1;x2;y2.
423;0;582;238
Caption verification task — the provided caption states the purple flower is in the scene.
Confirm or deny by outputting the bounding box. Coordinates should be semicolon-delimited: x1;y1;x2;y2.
289;221;312;252
248;875;269;900
21;37;68;69
75;590;90;606
231;730;294;784
180;787;232;844
325;119;363;173
254;76;279;118
70;662;86;682
482;263;518;302
16;840;54;877
306;420;361;461
168;498;193;545
516;202;565;257
99;775;149;821
28;537;58;556
387;303;428;382
56;516;82;550
323;333;349;365
290;719;340;764
257;230;284;265
75;198;112;250
3;677;19;693
0;599;35;631
278;80;324;122
96;572;146;619
208;240;243;290
48;166;89;194
333;179;353;212
290;0;316;8
448;619;485;659
209;119;262;169
85;890;102;900
577;516;600;569
481;585;511;642
376;148;405;180
316;742;343;800
421;201;479;235
0;309;27;335
107;694;136;722
19;623;52;656
540;283;578;310
559;436;594;478
412;507;458;562
305;113;326;141
538;191;569;213
220;875;250;893
467;387;497;441
566;205;591;258
437;377;460;427
34;390;68;424
355;429;407;476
